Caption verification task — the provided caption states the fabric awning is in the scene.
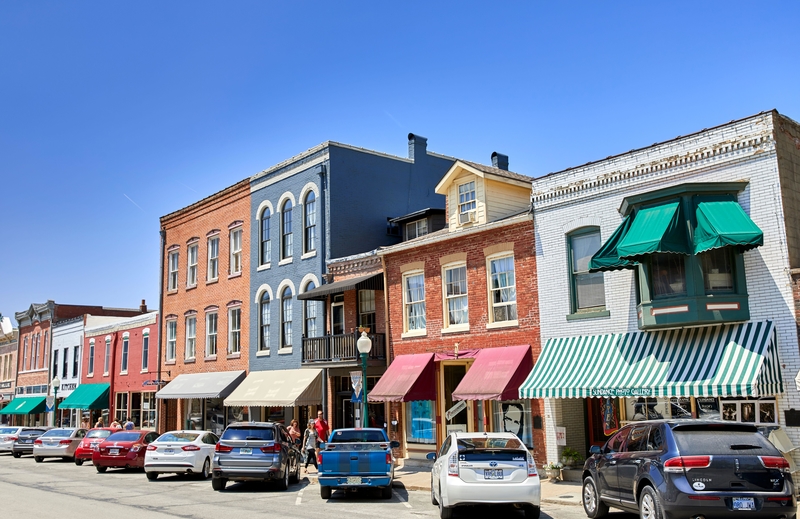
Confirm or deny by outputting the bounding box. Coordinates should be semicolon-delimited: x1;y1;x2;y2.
589;215;636;272
519;320;782;399
58;383;110;410
368;353;435;402
452;345;533;401
0;396;46;415
223;369;322;407
694;199;764;254
156;370;245;400
617;200;692;259
297;273;383;301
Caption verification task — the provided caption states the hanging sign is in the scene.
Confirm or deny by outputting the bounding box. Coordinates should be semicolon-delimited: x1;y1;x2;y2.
445;400;467;421
46;396;55;412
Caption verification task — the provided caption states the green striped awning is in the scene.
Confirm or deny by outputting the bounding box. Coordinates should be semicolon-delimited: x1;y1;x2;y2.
0;396;47;415
519;320;782;399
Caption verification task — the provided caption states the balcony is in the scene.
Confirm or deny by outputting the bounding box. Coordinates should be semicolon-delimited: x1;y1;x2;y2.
302;332;386;364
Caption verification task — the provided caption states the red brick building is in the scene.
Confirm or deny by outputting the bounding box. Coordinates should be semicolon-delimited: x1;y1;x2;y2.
157;179;250;434
374;156;544;462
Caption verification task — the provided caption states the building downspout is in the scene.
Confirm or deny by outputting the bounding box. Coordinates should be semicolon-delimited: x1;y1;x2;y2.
317;164;329;421
156;229;166;432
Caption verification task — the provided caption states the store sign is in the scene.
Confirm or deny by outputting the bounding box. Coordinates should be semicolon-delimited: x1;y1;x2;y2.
60;383;77;391
0;381;11;389
445;400;467;421
590;388;652;397
555;426;567;446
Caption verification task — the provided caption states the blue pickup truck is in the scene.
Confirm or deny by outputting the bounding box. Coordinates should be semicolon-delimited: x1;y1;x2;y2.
318;428;400;499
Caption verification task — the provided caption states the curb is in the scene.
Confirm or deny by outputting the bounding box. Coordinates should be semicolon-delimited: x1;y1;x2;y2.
541;497;582;507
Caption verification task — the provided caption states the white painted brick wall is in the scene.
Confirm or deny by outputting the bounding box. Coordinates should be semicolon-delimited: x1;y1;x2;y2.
532;113;800;464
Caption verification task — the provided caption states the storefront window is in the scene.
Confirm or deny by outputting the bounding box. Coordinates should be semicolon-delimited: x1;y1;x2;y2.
115;393;128;422
206;398;225;435
405;400;435;444
701;248;734;293
493;400;533;448
227;406;249;425
140;393;156;429
623;396;777;425
720;399;777;424
185;399;202;430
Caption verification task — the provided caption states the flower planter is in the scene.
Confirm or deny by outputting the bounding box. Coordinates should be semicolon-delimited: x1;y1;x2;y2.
544;468;561;480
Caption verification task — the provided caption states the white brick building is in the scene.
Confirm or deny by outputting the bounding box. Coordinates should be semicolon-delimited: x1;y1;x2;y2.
525;110;800;465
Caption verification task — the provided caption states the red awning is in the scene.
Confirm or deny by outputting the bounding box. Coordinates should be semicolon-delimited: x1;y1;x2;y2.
368;353;436;403
452;345;533;401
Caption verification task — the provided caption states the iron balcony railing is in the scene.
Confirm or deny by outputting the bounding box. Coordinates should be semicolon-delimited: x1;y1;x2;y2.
302;332;386;363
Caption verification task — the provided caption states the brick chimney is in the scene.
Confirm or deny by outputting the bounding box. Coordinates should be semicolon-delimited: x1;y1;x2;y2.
408;133;428;162
140;299;147;312
491;152;509;171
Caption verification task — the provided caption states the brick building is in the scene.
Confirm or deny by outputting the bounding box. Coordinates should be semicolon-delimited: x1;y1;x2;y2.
374;155;544;462
0;317;17;422
156;180;250;434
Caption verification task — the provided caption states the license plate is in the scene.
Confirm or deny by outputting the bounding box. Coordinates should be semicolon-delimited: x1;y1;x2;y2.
732;497;755;510
164;449;174;454
347;476;362;485
21;440;31;444
484;469;504;480
239;447;252;455
109;449;119;455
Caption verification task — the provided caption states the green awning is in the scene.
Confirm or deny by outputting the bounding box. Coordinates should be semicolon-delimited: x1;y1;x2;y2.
0;396;47;415
588;215;637;272
694;200;764;254
519;320;782;399
58;383;110;410
617;200;692;259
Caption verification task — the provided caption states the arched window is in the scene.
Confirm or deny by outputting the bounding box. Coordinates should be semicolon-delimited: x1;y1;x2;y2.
260;292;270;351
304;191;316;253
260;208;271;265
304;281;318;338
282;200;293;259
281;287;293;348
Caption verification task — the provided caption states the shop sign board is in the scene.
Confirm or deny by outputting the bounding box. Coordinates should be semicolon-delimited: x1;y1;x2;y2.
445;400;467;421
590;388;652;397
556;426;567;446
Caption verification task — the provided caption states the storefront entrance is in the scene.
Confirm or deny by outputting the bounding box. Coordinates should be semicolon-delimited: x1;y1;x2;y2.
439;362;473;435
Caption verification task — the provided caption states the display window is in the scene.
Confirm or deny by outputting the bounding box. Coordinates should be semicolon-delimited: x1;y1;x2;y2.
405;400;435;444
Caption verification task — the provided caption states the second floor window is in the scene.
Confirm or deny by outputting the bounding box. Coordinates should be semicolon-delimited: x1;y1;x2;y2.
104;339;111;374
569;229;606;312
62;348;68;378
72;346;79;377
88;341;94;375
282;200;293;259
168;252;179;290
359;290;376;330
166;321;177;361
260;293;270;351
230;228;242;274
187;243;198;286
444;265;468;327
208;236;219;280
260;208;271;265
458;181;476;215
52;349;59;379
281;287;293;348
206;313;217;356
228;308;241;354
489;255;517;323
121;338;129;373
141;335;149;372
304;282;318;338
403;272;426;332
304;192;316;253
185;316;196;359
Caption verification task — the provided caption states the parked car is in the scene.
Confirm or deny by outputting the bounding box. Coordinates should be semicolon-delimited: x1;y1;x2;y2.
581;420;797;519
318;427;399;499
428;431;541;519
211;421;301;491
0;426;24;454
92;430;159;472
32;428;86;462
144;430;219;480
74;427;117;466
11;428;50;458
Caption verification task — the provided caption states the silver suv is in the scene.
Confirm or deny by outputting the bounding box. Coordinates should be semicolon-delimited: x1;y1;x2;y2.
211;422;301;491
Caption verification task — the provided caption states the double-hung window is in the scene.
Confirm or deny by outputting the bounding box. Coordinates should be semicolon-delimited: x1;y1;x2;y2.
489;255;517;323
443;264;468;328
141;334;149;372
281;288;293;348
207;236;219;280
228;308;241;354
87;339;94;375
62;348;68;378
52;350;59;380
103;338;111;375
260;208;271;265
72;346;79;377
230;228;242;274
187;243;198;286
406;219;428;240
304;192;316;253
206;313;217;356
568;228;606;313
358;290;376;330
121;337;129;373
259;294;270;351
458;181;476;218
304;282;317;338
282;200;293;259
403;272;426;333
185;316;196;359
166;321;177;361
168;251;179;290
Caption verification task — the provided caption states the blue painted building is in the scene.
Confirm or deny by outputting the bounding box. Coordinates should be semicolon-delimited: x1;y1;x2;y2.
242;134;455;426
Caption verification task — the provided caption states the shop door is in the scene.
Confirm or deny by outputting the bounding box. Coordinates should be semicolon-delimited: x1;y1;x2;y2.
441;363;472;434
332;303;344;335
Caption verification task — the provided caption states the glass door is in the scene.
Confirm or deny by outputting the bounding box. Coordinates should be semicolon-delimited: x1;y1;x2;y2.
440;363;471;434
332;302;344;335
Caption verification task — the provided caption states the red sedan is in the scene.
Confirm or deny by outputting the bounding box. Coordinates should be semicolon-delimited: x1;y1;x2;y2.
74;428;117;466
93;430;159;472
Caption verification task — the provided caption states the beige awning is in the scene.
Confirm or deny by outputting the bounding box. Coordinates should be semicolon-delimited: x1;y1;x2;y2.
223;369;323;407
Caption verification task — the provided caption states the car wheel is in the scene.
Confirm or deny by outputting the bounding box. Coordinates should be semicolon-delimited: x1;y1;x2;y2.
438;484;453;519
12;452;21;458
75;459;84;466
320;485;332;499
289;459;299;484
96;465;107;473
276;463;289;491
34;456;43;463
381;485;393;499
146;472;158;481
639;486;663;519
524;505;541;519
583;476;609;518
200;458;210;479
430;476;438;505
211;477;227;491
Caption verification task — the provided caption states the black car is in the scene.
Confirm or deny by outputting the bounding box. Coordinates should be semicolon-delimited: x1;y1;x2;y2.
211;422;302;491
12;428;50;458
581;420;796;519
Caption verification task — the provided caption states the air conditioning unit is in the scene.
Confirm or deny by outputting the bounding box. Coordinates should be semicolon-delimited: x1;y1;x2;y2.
459;211;476;225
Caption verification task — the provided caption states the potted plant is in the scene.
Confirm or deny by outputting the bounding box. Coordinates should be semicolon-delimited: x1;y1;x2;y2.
543;461;562;480
559;447;585;482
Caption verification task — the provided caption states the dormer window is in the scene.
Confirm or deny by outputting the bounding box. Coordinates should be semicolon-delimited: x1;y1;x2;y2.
406;219;428;240
458;181;476;224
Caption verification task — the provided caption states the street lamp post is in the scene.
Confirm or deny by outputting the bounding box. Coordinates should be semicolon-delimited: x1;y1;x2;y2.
51;377;61;427
356;332;372;428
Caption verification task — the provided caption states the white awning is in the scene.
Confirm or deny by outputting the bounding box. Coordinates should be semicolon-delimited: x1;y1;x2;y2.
156;371;246;400
224;369;323;407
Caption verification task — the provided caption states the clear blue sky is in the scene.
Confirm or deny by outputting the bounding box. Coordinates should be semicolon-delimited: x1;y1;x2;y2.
2;1;799;325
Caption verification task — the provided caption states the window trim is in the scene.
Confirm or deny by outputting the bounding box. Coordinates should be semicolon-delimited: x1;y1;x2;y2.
281;199;293;260
141;333;149;373
207;236;220;281
260;206;272;267
401;270;427;337
485;252;518;328
87;339;95;376
303;191;316;254
567;226;608;318
441;261;469;332
205;312;218;358
103;337;111;376
229;227;243;275
280;286;293;349
259;292;270;353
168;251;179;291
166;320;177;362
120;338;129;374
227;307;241;355
185;315;196;360
187;243;198;287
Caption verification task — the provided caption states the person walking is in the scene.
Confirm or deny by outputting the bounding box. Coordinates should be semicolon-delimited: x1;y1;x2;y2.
302;420;319;472
124;417;134;430
314;410;329;457
94;417;105;428
287;419;301;446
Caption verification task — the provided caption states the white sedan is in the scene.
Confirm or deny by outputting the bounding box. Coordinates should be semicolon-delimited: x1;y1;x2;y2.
0;426;22;453
428;431;541;519
144;430;219;480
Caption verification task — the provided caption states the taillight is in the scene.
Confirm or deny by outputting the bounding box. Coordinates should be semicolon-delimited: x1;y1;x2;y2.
527;451;538;477
146;445;157;451
130;444;142;452
182;445;201;451
386;453;392;465
448;452;459;476
760;456;791;473
215;443;233;453
34;439;42;445
7;436;18;442
59;439;72;445
663;455;712;472
260;443;280;453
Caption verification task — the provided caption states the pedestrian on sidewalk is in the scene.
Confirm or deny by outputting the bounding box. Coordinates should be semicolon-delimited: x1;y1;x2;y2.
314;410;329;458
302;420;319;472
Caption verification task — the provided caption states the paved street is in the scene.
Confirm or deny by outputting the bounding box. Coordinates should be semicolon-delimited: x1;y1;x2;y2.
0;453;639;519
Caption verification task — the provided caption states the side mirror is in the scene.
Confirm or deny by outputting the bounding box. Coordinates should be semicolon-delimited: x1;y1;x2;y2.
426;452;437;461
319;442;327;450
589;445;602;455
390;441;400;449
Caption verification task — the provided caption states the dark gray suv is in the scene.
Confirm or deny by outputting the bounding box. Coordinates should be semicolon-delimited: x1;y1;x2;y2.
211;422;301;491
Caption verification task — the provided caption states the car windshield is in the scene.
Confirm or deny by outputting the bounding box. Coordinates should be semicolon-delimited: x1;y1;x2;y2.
106;432;142;442
0;428;17;435
221;427;274;441
20;430;45;437
86;429;112;439
41;429;73;438
457;437;524;451
157;432;200;443
329;430;387;443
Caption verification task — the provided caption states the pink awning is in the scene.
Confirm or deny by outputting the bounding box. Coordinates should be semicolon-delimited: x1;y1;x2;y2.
368;353;436;403
452;345;533;401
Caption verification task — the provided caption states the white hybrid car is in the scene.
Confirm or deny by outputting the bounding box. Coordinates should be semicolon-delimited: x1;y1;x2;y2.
428;432;541;519
144;430;219;480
